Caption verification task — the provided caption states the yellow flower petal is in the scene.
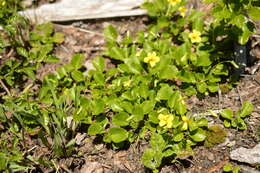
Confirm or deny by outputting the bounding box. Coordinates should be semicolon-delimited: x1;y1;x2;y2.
159;120;166;127
123;80;131;87
158;114;174;128
168;0;181;6
181;122;188;130
144;57;150;63
189;30;202;43
144;52;160;67
158;114;165;121
178;7;187;17
166;121;173;128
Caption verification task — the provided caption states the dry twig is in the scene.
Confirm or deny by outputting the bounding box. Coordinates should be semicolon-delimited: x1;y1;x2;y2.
0;79;11;96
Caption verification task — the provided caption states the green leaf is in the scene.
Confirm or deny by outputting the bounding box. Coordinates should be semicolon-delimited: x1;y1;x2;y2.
156;84;173;100
150;133;166;151
71;70;85;82
142;148;162;170
196;51;211;66
178;70;196;83
92;56;105;72
197;118;208;127
104;25;118;41
220;109;233;120
141;100;155;114
197;82;207;93
207;83;219;93
20;67;36;80
173;132;184;142
88;122;104;135
108;99;124;112
190;128;206;142
108;128;128;143
112;112;129;126
16;47;28;58
223;120;231;128
36;22;53;36
248;7;260;20
148;111;159;124
167;91;178;109
53;32;64;43
223;163;233;172
107;46;126;61
238;25;253;45
132;104;144;122
238;101;253;118
124;57;143;74
158;65;178;79
188;121;198;131
45;55;60;63
71;54;84;70
93;72;105;85
92;99;105;115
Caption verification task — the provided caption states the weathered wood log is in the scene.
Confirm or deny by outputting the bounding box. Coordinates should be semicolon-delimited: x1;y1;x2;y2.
19;0;147;24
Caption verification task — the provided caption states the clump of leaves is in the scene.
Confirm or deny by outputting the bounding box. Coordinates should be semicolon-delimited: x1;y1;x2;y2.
0;127;36;172
220;101;254;130
204;124;227;147
0;22;64;89
203;0;260;45
223;163;240;173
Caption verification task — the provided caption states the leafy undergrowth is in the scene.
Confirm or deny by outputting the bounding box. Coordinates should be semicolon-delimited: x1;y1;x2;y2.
0;0;259;172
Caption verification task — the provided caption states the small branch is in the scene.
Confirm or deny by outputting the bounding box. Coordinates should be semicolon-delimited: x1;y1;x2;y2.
201;160;228;173
77;27;104;37
218;88;222;110
236;86;243;106
0;79;11;96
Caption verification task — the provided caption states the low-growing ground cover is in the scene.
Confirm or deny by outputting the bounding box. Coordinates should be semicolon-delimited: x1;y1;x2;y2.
0;0;260;172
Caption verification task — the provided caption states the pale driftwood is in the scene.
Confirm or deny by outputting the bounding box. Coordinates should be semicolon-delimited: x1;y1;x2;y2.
19;0;147;24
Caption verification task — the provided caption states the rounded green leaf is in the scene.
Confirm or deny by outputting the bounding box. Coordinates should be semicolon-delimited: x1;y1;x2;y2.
248;7;260;20
173;132;184;142
220;109;233;120
197;118;208;127
223;163;233;172
71;70;85;82
190;128;206;142
156;84;173;101
88;123;104;135
223;120;231;128
239;101;253;118
112;112;129;126
108;128;128;143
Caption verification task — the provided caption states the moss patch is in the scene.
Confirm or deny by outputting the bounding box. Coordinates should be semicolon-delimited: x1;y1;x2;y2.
204;124;227;147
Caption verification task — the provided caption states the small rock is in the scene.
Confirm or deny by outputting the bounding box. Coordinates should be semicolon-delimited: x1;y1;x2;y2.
207;152;215;161
75;133;87;145
80;161;103;173
230;143;260;165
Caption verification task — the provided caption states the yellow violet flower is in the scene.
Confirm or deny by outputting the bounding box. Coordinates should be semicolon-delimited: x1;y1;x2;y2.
1;0;5;6
158;114;174;128
178;7;187;17
181;116;191;130
144;52;160;67
189;30;202;43
167;0;181;6
123;80;131;87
